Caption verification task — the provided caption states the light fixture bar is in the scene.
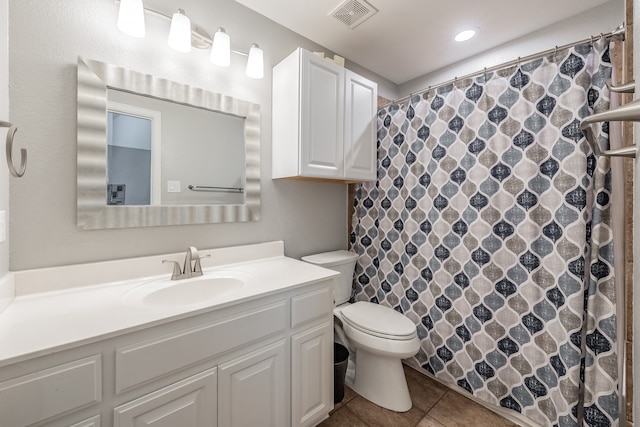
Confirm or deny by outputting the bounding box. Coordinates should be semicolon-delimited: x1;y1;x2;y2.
114;0;263;78
115;0;213;49
114;0;254;55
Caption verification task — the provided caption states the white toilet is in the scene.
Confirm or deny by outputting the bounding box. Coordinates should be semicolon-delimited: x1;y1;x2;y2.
302;250;420;412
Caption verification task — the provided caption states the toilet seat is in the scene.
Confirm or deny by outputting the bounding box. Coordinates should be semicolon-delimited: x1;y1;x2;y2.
340;302;417;341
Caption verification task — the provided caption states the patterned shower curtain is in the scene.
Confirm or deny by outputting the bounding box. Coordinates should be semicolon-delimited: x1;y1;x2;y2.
350;40;618;427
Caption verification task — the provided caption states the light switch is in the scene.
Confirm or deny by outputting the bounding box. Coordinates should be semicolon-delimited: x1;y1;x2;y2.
167;181;181;193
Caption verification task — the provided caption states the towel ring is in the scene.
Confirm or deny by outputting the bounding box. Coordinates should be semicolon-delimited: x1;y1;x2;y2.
0;121;27;177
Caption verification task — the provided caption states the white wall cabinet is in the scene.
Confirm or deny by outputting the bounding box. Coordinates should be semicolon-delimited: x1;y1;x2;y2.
344;70;378;181
273;48;377;182
0;281;333;427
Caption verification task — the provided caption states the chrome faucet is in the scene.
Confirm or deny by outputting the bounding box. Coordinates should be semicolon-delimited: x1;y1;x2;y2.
162;246;211;280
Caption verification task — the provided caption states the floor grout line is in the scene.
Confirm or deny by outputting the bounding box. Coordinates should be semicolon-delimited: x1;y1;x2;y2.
322;370;516;427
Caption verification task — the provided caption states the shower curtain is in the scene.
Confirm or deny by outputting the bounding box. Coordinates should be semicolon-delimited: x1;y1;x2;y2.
350;39;618;427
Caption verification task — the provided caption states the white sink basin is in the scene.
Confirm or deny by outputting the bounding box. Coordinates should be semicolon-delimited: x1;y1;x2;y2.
124;271;251;307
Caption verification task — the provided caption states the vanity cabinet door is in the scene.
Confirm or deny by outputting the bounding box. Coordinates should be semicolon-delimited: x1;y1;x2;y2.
291;321;333;427
113;368;217;427
344;69;377;181
217;339;287;427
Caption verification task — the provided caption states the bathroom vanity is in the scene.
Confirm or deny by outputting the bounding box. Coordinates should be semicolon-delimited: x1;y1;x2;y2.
0;242;336;427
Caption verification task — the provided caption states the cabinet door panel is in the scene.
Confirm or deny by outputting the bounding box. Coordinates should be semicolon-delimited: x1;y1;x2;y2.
344;70;377;181
218;340;287;427
113;368;217;427
291;321;333;427
301;52;344;178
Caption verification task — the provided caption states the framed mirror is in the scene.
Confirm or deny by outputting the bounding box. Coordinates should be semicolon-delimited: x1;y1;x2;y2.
77;57;260;229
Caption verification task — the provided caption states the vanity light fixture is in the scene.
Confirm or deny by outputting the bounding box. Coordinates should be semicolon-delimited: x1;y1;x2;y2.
114;0;264;78
454;29;476;42
168;9;192;53
210;28;231;67
246;44;264;79
116;0;145;38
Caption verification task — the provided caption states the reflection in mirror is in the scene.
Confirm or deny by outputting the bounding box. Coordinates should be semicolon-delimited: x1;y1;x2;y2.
107;100;158;205
106;89;246;206
77;57;260;229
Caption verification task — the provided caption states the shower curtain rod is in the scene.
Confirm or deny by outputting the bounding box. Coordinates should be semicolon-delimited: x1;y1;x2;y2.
384;23;626;108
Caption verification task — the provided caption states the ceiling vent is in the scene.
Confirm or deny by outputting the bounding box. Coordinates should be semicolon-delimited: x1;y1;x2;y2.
329;0;378;30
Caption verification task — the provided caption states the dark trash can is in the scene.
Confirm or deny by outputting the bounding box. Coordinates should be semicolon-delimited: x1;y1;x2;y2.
334;342;349;404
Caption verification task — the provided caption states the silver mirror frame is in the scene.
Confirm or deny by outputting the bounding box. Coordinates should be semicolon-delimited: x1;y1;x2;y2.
77;57;261;229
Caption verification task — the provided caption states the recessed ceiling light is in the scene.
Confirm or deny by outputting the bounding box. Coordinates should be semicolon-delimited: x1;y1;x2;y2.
455;29;476;42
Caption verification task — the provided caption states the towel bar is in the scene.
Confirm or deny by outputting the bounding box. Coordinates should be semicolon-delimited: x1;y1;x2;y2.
0;121;27;177
580;100;638;158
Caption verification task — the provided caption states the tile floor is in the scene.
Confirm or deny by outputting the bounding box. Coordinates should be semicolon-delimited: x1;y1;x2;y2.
319;364;520;427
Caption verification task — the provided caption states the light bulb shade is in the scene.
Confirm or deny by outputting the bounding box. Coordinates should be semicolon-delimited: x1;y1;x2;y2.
210;28;231;67
168;9;191;52
117;0;145;38
245;44;264;79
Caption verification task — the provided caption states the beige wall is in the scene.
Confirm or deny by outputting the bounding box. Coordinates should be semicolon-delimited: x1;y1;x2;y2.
0;0;9;276
7;0;394;270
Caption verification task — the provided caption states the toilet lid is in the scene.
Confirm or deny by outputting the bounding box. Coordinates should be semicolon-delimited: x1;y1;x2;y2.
341;302;417;340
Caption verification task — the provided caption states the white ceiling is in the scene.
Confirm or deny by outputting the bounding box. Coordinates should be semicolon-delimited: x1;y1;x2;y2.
234;0;613;85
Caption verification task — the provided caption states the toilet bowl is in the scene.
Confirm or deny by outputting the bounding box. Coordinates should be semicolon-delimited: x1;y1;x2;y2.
302;251;420;412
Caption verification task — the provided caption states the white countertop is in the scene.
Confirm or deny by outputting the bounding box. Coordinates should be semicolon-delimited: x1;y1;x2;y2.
0;242;338;367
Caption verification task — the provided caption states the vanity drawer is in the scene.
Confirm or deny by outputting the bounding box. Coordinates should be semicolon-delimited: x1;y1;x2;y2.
0;355;102;427
291;285;333;328
116;301;286;394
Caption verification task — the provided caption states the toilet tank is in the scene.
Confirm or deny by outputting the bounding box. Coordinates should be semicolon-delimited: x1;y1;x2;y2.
302;250;359;305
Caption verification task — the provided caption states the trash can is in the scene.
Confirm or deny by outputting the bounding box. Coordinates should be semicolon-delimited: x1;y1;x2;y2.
334;343;349;404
